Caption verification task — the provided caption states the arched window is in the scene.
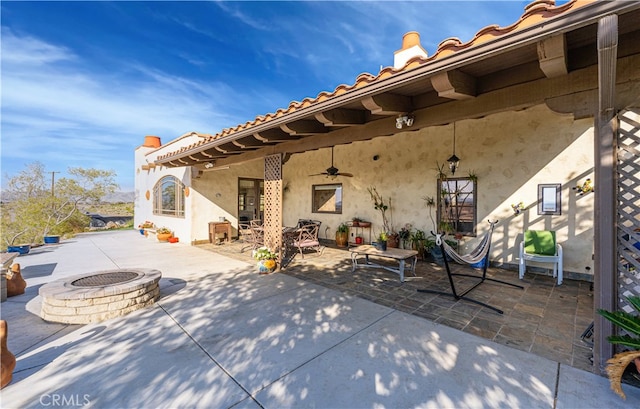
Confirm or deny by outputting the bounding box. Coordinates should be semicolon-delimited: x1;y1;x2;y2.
153;176;185;217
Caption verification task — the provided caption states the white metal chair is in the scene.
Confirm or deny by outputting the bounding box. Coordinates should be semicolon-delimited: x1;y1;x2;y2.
519;230;563;285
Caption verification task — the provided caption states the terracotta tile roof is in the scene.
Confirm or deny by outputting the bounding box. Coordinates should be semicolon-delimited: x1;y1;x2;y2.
157;0;594;162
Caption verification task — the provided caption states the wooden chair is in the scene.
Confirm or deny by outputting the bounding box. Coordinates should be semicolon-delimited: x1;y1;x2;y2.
248;220;264;250
292;223;323;258
238;222;254;252
519;230;563;285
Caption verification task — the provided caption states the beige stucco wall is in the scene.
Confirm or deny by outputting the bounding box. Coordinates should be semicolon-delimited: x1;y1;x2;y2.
281;104;594;276
135;103;595;277
190;161;264;241
134;146;193;239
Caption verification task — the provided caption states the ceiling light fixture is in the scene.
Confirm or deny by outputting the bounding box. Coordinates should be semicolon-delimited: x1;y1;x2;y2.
395;113;415;129
204;162;214;169
447;122;460;175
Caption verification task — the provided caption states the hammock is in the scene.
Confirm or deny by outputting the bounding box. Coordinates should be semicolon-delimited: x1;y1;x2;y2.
418;220;523;314
437;221;495;265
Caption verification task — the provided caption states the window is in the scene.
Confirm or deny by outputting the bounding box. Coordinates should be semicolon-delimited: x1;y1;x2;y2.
538;183;561;215
153;176;185;217
437;177;477;236
312;183;342;214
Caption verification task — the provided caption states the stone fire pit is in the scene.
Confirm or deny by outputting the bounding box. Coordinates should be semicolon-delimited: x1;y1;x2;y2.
39;268;161;324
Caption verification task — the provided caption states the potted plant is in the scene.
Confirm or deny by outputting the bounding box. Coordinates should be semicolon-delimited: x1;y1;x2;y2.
156;227;173;242
368;186;397;247
374;231;388;251
398;225;412;249
597;295;640;399
336;223;349;247
253;246;278;274
138;221;154;236
368;186;392;234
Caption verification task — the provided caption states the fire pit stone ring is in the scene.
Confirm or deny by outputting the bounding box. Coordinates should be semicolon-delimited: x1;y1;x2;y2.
39;268;162;324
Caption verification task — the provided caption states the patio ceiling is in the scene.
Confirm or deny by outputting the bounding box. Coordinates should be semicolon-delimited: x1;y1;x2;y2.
155;0;640;170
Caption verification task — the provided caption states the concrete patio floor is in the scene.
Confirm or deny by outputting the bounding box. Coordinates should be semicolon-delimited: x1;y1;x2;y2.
1;230;639;408
200;239;595;373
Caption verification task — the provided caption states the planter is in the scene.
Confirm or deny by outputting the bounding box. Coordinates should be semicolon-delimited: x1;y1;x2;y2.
7;245;30;255
373;241;387;251
168;237;179;243
44;235;60;244
387;234;399;248
257;259;277;274
335;231;349;247
139;229;145;236
157;233;173;242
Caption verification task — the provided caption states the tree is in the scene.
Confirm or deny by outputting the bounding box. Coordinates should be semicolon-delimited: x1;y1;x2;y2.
1;162;118;248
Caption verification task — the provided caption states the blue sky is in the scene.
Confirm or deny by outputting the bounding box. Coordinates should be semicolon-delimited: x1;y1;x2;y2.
1;1;535;192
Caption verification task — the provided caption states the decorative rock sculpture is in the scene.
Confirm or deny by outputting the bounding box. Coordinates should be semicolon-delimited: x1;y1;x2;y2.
1;320;16;389
6;263;26;297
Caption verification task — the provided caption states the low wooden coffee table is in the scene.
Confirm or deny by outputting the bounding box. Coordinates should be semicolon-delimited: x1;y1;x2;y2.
349;245;418;282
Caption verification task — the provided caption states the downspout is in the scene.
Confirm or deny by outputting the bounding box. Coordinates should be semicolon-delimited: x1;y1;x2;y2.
593;14;618;375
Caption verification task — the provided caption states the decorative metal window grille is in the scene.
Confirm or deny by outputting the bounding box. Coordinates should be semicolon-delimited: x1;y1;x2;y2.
437;177;477;236
153;176;185;217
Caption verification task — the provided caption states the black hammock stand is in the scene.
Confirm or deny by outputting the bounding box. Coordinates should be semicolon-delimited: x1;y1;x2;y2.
417;220;523;314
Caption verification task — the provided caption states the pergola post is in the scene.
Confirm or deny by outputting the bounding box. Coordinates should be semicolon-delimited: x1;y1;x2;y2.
264;154;283;264
593;14;618;375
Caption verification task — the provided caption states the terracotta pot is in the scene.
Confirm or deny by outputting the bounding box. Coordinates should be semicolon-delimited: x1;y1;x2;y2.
387;234;399;248
1;320;16;389
157;233;173;242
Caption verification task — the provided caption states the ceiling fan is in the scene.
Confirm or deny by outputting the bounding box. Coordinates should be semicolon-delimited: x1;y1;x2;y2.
310;146;353;178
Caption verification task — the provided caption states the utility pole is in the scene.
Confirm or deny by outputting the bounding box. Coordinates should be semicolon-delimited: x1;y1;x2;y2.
49;171;60;197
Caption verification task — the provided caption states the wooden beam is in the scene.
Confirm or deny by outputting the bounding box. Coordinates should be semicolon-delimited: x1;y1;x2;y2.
361;93;413;115
254;128;298;142
537;34;568;78
545;81;640;119
280;119;329;135
431;70;477;100
210;54;639;168
215;141;244;154
233;135;269;148
315;108;366;126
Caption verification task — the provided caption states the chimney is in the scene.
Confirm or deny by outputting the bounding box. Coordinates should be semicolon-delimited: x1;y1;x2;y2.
393;31;428;69
143;135;161;148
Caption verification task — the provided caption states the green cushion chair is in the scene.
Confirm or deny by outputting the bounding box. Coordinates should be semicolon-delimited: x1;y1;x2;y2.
519;230;563;285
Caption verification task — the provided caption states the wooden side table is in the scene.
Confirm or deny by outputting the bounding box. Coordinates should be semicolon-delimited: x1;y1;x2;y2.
209;221;232;244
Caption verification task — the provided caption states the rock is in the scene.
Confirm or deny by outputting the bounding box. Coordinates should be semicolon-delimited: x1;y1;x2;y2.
6;264;26;297
1;320;16;389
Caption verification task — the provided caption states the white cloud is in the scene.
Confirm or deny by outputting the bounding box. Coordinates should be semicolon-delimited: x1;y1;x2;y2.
0;29;247;189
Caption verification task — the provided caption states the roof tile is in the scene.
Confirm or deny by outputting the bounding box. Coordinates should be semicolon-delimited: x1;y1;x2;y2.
157;0;593;162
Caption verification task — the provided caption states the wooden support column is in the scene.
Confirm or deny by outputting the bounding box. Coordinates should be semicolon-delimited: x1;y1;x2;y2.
593;14;618;375
263;154;283;263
